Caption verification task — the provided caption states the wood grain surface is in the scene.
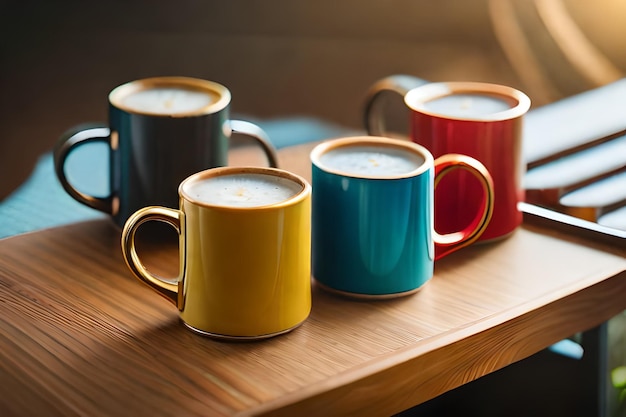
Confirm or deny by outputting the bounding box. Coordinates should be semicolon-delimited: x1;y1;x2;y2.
0;141;625;417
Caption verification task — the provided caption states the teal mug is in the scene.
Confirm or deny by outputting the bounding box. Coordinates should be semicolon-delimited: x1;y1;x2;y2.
310;136;494;298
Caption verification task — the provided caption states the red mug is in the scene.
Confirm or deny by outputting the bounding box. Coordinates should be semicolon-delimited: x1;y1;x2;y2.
365;78;531;241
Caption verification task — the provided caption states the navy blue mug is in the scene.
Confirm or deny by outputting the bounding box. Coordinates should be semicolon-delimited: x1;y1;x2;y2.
310;136;494;298
54;76;278;228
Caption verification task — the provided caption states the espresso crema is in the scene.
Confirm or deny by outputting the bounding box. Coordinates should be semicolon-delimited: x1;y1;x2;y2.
184;173;302;207
319;145;424;177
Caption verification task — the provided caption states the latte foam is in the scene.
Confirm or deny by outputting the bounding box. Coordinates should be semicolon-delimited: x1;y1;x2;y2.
121;87;218;115
319;145;424;177
184;173;302;207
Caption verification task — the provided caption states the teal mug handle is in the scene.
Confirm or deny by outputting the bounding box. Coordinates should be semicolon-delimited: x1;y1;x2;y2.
363;75;429;136
432;154;495;260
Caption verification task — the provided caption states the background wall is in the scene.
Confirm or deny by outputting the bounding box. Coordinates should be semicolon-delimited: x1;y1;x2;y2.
0;0;518;200
1;0;624;200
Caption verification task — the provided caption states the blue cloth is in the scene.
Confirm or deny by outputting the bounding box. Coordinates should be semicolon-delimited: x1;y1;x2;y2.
0;116;357;239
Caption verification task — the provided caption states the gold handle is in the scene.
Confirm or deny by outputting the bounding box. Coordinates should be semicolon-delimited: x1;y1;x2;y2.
120;206;183;306
432;154;495;259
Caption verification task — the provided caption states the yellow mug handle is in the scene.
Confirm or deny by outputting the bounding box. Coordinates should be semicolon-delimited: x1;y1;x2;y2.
120;206;183;307
432;154;495;260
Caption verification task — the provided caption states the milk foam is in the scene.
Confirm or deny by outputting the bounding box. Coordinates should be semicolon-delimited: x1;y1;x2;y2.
319;146;423;177
423;93;513;118
184;173;302;207
122;87;217;115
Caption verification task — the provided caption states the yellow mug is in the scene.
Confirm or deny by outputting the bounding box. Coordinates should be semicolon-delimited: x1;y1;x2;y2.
121;166;312;340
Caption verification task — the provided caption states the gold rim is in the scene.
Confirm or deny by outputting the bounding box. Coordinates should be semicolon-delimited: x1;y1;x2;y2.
109;76;231;117
182;319;306;341
404;81;531;122
179;166;311;211
310;136;433;180
314;278;426;300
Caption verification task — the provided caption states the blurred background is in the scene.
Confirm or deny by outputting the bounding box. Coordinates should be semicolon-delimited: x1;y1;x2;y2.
2;0;624;201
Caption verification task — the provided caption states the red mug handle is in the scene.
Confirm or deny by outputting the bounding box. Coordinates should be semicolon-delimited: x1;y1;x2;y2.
433;154;495;260
363;74;429;137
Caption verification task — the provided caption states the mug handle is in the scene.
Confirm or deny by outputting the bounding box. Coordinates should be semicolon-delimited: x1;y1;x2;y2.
363;75;429;136
120;206;182;307
230;120;280;168
53;123;114;214
432;154;495;260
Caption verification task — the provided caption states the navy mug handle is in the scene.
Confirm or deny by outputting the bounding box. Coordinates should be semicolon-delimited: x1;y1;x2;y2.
230;120;279;168
53;123;114;214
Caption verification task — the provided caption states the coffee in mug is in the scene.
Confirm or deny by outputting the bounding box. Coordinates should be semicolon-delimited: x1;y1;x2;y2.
54;76;279;228
121;166;312;340
185;172;302;207
117;85;218;115
318;144;423;176
311;136;494;298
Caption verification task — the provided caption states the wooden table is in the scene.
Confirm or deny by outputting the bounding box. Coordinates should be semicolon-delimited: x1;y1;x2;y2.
1;142;625;417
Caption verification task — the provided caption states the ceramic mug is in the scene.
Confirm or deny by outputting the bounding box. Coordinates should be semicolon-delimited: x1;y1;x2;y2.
121;166;312;340
310;136;494;298
364;77;530;241
54;76;279;227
